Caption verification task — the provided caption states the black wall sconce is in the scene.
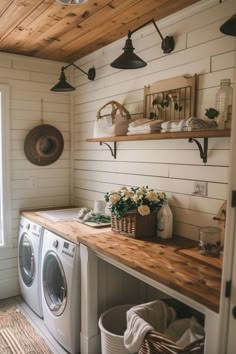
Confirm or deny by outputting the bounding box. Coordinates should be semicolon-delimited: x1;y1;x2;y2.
220;14;236;36
110;18;175;70
50;63;96;92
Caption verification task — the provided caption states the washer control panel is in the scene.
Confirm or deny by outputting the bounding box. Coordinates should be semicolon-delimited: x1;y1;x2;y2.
61;241;75;258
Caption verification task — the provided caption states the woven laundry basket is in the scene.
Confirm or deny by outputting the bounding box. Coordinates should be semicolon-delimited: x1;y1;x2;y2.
139;330;204;354
138;299;205;354
99;305;134;354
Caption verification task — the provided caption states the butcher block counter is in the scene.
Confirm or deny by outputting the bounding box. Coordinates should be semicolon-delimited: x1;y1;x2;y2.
21;210;222;313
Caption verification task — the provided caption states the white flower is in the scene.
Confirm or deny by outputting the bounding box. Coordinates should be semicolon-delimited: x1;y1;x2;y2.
146;191;158;202
123;190;133;200
109;193;121;203
137;188;146;196
132;194;139;203
138;205;150;216
158;192;165;200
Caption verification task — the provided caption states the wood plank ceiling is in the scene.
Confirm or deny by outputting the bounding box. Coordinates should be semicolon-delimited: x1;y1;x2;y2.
0;0;201;63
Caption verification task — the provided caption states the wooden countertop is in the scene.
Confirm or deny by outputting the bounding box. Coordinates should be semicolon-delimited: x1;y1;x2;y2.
21;210;222;313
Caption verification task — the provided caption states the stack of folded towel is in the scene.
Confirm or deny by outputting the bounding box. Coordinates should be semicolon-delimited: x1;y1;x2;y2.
161;117;217;133
127;118;163;135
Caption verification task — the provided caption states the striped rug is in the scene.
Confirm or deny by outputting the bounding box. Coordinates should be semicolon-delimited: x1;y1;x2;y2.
0;298;52;354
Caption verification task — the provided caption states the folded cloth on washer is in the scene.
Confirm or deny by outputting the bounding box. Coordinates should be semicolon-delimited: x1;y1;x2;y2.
124;300;176;353
161;117;217;132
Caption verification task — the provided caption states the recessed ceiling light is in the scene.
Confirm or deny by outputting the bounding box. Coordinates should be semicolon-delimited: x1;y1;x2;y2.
56;0;88;5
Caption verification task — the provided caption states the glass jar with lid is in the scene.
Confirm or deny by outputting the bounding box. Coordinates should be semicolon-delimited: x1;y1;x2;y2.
215;78;233;129
198;226;221;257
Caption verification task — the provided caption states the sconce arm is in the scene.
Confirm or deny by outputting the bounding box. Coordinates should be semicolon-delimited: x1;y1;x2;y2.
129;18;164;41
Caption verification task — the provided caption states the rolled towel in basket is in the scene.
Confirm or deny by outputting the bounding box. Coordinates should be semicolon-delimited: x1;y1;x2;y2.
164;316;204;348
124;300;176;353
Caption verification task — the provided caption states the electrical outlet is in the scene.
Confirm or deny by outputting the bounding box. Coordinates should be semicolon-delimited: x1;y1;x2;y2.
193;181;208;196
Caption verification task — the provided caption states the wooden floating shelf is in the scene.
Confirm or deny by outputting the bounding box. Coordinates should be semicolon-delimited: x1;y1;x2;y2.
86;129;230;142
86;129;231;163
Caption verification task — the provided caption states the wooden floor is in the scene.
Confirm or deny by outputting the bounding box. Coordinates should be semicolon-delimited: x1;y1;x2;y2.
0;296;68;354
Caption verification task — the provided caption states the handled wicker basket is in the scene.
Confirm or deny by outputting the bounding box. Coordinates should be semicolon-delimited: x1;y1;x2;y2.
139;330;204;354
94;100;131;138
138;298;205;354
111;209;158;239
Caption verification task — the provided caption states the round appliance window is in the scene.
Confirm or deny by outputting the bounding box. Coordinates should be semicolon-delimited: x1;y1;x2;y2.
19;233;35;287
43;251;67;316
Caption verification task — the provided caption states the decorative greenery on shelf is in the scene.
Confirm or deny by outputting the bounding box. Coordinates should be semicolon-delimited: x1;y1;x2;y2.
105;186;167;219
205;108;219;119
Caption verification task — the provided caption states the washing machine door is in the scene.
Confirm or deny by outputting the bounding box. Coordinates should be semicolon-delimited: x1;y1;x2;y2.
43;251;67;316
19;233;35;287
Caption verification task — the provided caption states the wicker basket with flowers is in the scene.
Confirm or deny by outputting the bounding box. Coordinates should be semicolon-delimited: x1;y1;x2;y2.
105;186;167;239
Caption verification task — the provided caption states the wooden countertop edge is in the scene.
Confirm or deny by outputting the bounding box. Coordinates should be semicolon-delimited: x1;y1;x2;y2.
77;235;220;313
21;210;221;313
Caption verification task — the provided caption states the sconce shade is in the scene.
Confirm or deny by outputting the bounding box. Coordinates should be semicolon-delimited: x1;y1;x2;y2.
50;69;75;92
110;37;147;69
220;14;236;36
50;64;95;92
110;19;175;70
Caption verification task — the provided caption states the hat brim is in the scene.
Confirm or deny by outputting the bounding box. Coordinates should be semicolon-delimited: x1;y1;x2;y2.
24;124;64;166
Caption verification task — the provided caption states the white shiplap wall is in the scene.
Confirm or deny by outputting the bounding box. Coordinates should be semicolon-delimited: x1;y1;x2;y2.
0;53;71;299
72;0;236;242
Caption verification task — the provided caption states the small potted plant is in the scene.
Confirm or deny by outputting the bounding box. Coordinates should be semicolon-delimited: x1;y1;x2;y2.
105;186;167;238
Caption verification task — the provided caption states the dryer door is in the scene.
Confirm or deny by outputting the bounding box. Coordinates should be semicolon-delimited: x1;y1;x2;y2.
43;251;67;316
19;233;35;287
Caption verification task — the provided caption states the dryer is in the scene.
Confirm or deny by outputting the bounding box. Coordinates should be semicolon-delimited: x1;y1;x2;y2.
41;229;80;354
18;216;44;318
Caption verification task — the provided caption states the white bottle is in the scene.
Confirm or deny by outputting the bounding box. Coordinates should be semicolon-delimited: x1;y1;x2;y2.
215;78;233;129
157;201;173;239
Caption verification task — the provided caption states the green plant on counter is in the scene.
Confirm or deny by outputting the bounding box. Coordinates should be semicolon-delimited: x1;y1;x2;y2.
105;186;167;219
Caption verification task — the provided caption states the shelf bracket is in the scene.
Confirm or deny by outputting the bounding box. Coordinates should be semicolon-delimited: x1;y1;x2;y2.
188;138;208;163
99;141;117;159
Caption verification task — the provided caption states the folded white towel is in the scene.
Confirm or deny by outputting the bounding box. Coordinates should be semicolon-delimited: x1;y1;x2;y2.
124;300;176;353
127;129;160;135
128;120;163;132
161;117;217;132
161;120;185;130
161;127;193;133
129;118;150;128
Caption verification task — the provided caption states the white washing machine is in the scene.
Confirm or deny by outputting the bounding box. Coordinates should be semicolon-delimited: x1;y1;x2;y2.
41;229;80;354
18;216;44;318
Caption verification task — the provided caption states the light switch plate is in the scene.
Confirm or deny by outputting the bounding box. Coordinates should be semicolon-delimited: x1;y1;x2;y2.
193;181;208;196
